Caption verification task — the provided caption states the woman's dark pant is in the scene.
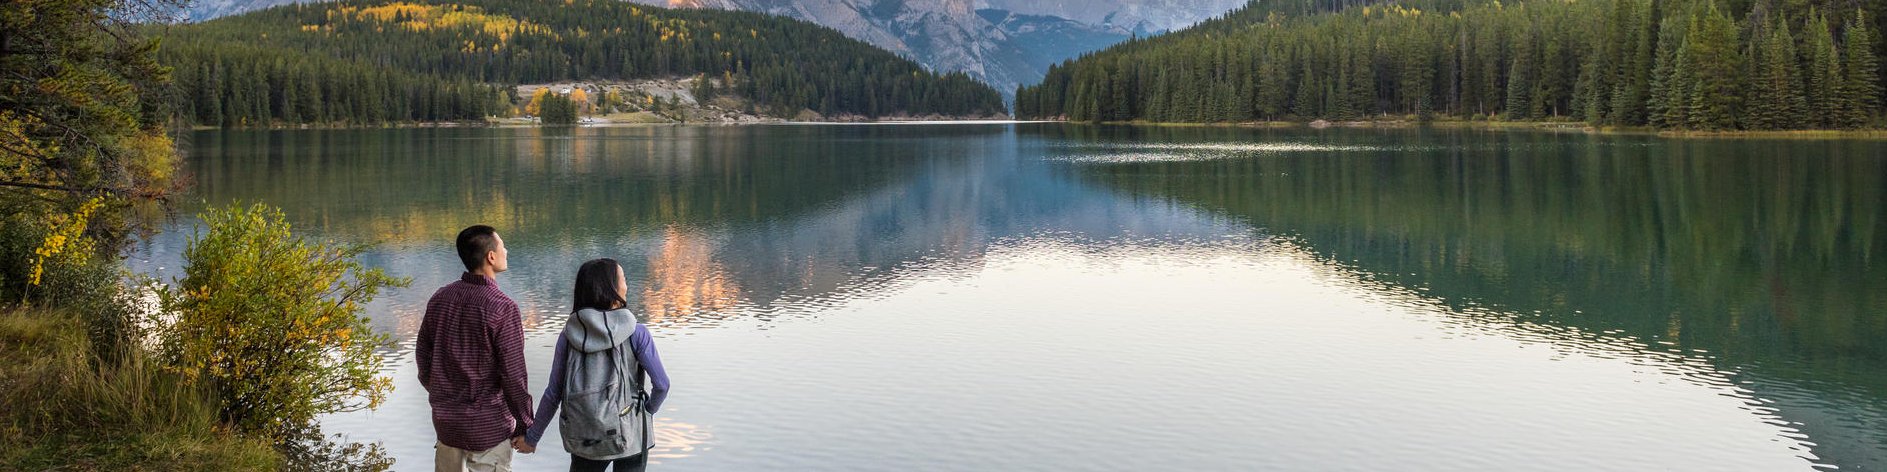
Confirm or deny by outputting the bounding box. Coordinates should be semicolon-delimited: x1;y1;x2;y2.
570;452;647;472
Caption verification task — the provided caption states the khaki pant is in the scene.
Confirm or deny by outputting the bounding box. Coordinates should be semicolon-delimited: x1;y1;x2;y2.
435;440;513;472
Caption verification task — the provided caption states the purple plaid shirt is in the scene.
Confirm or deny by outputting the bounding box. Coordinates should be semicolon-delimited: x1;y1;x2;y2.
417;272;535;451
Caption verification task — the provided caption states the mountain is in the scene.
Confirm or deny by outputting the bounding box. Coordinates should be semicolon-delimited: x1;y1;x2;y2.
177;0;1251;99
634;0;1249;98
156;0;1007;127
978;0;1247;35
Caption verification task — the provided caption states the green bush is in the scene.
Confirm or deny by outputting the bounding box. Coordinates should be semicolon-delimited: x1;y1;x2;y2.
0;199;109;306
0;199;148;362
155;203;409;440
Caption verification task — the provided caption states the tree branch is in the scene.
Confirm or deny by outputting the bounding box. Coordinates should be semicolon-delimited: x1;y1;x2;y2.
0;179;163;199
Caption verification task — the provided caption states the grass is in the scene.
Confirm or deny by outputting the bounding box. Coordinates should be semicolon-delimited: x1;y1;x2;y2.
0;308;281;471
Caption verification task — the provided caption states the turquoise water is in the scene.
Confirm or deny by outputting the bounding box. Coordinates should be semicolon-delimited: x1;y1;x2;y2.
133;124;1887;470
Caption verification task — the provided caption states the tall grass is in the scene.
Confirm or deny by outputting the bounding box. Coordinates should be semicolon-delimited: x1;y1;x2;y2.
0;309;280;470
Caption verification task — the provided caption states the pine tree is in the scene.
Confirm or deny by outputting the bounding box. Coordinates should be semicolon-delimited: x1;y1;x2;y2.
1649;16;1687;128
1608;0;1655;126
1538;33;1569;117
1333;47;1356;119
1682;2;1743;131
1347;43;1376;118
1574;54;1606;123
1009;0;1886;129
1803;9;1841;128
1746;18;1807;129
1838;12;1882;128
1506;30;1538;120
1294;57;1321;118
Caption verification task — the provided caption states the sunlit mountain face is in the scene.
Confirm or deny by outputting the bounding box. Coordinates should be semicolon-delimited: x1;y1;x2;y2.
177;0;1248;100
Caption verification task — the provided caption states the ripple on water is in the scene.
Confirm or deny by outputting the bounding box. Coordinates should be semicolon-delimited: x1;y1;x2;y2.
1046;141;1382;163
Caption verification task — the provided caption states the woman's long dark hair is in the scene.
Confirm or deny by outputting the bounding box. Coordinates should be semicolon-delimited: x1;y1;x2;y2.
572;258;628;313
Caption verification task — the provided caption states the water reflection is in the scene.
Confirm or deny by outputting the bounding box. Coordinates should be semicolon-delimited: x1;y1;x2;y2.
1067;125;1887;470
128;124;1887;470
641;226;742;322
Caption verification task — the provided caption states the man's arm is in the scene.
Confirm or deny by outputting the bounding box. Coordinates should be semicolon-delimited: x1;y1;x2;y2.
491;300;535;437
415;300;436;391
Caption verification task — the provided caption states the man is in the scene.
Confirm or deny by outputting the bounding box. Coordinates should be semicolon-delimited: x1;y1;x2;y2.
417;225;535;471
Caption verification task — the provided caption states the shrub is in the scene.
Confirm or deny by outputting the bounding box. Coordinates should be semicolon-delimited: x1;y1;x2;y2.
154;203;409;440
0;198;108;305
0;198;147;361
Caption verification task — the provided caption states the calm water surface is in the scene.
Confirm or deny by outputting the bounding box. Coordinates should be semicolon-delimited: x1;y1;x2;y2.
131;124;1887;471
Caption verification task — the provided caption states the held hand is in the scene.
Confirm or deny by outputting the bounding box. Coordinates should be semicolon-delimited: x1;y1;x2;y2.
512;436;536;454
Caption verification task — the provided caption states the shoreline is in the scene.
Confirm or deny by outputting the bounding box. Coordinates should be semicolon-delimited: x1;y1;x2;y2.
1035;118;1887;139
188;118;1887;139
185;116;1025;131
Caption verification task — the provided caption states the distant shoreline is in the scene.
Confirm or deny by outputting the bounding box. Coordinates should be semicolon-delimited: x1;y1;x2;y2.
186;116;1027;131
185;119;1887;138
1020;118;1887;139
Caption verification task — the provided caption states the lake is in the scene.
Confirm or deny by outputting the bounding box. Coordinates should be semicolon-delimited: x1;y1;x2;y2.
130;124;1887;471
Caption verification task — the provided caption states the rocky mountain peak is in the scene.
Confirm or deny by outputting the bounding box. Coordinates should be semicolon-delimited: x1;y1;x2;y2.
181;0;1249;100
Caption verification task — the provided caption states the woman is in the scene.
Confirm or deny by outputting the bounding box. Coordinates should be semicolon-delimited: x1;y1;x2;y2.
522;258;671;472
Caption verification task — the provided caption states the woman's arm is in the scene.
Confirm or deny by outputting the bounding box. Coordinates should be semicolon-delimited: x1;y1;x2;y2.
524;336;570;447
632;324;671;413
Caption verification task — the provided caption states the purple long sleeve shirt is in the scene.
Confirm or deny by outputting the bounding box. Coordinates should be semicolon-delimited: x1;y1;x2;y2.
417;273;534;451
524;323;670;446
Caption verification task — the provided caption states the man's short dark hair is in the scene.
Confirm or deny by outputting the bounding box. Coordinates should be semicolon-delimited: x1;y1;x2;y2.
456;225;499;271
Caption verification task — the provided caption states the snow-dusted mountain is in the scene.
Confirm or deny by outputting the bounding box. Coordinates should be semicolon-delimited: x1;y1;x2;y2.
179;0;1249;98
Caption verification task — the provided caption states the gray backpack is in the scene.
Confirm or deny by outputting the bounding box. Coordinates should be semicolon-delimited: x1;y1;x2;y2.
559;308;652;460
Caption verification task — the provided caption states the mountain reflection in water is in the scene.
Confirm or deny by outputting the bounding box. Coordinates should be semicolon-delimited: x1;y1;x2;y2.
129;124;1886;471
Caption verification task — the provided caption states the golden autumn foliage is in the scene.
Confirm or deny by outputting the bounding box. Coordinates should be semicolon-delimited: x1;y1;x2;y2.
524;87;554;116
27;198;103;287
320;2;558;44
524;87;595;116
2;0;178;307
155;204;410;439
569;88;591;113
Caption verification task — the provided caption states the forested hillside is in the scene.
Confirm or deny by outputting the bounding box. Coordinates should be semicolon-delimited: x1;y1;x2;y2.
156;0;1008;127
1015;0;1887;130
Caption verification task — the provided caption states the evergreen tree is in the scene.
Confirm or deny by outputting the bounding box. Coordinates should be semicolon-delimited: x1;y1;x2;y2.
1506;30;1539;120
1649;16;1687;128
1574;53;1607;123
1804;9;1841;128
1257;46;1291;119
1294;58;1322;118
1682;2;1743;130
1838;12;1883;128
156;0;1005;126
1607;0;1655;126
539;92;577;125
1012;0;1887;129
1746;18;1806;129
1538;32;1569;117
1346;44;1377;119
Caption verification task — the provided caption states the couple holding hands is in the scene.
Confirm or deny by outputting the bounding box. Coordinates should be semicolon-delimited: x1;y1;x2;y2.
418;225;672;472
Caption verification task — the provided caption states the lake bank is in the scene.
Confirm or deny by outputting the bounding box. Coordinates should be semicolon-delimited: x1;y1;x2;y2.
1039;117;1887;139
185;78;1012;131
185;115;1019;131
